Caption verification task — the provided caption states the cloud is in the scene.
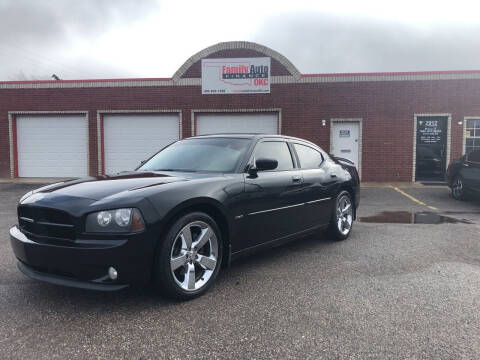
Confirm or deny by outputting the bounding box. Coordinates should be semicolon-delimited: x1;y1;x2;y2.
2;2;480;80
0;0;159;44
0;0;160;79
252;13;480;73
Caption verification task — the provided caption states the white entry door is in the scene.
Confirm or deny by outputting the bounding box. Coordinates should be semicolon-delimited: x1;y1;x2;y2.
331;122;360;167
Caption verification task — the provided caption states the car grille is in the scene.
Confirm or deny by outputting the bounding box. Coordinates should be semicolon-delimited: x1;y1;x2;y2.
18;205;75;241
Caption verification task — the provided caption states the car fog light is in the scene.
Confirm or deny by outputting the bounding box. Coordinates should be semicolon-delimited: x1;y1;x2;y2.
108;267;118;280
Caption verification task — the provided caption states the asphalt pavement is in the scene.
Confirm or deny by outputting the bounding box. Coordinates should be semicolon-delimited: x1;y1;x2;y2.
0;183;479;359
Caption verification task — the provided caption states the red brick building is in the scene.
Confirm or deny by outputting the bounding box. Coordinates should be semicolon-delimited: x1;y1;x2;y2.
1;41;479;181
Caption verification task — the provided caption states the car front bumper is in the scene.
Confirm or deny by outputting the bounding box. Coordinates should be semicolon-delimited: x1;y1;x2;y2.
10;226;155;291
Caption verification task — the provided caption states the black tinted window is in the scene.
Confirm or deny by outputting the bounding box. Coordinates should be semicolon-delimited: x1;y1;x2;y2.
254;141;293;171
294;143;323;169
468;150;480;163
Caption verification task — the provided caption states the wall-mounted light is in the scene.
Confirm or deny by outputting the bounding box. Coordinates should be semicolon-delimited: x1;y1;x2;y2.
322;119;326;126
458;120;463;125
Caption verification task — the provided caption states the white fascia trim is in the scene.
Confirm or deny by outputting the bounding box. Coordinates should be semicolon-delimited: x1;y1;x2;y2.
0;80;175;89
298;72;480;83
8;110;88;115
4;72;480;90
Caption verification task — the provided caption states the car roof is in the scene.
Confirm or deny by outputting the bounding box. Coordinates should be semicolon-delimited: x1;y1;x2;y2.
188;133;318;146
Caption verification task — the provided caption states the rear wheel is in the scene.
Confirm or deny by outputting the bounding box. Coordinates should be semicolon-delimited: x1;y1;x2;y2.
451;176;465;200
154;212;222;300
328;190;354;241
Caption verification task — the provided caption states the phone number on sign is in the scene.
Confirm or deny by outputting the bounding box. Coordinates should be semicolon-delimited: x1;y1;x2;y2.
203;89;226;93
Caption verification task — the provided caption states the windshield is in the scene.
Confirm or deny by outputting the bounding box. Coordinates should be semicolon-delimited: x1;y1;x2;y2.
138;137;252;173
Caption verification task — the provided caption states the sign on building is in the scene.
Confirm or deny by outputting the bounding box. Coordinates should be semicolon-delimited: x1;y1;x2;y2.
201;57;271;94
339;130;350;138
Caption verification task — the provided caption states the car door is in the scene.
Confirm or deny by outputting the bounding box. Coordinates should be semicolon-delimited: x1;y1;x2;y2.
242;140;304;250
291;142;334;228
462;150;480;193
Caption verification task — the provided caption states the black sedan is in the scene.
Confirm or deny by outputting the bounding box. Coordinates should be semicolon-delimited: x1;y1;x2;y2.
446;150;480;200
10;134;360;300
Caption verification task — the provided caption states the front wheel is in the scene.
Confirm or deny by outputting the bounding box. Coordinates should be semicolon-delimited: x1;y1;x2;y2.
154;212;223;300
328;190;354;241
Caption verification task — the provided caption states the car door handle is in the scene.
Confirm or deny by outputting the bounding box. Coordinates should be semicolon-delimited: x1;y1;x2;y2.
331;174;337;178
292;175;302;183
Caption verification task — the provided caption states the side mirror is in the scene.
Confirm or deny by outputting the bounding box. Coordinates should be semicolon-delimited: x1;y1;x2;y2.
256;158;278;171
247;157;278;177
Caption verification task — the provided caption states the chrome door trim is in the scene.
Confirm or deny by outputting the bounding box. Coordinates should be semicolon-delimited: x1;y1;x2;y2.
248;197;331;216
305;197;331;204
248;203;304;216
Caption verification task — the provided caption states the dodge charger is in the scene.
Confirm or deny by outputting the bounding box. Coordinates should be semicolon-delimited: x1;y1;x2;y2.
10;134;360;300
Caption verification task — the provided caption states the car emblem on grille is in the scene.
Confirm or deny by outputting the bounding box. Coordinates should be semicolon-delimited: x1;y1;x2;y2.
21;192;46;204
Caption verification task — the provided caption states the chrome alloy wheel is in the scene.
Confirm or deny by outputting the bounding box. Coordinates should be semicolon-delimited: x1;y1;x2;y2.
170;221;218;292
452;178;463;199
336;195;353;236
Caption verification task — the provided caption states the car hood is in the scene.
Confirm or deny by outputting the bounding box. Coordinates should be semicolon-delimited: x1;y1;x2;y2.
21;171;220;202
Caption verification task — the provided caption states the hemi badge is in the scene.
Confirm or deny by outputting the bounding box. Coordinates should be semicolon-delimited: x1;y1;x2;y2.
234;215;244;220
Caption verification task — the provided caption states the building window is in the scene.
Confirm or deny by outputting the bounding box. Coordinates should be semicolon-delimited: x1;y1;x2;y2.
466;119;480;155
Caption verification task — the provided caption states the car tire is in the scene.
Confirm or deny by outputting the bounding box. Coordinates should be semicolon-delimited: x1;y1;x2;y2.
154;212;223;300
451;176;466;200
328;190;354;241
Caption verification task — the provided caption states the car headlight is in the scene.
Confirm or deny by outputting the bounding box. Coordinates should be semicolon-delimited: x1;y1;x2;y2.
85;208;145;233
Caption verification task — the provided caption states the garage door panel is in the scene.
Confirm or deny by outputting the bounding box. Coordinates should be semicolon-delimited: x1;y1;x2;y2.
17;115;88;178
196;113;278;135
20;140;86;150
20;153;86;165
104;114;179;174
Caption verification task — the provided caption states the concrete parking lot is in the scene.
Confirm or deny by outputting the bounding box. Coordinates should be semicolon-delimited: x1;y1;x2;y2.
0;182;479;359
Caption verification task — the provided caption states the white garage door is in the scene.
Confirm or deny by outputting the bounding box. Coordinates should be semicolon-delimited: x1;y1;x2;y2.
196;113;278;135
104;113;179;174
17;115;88;178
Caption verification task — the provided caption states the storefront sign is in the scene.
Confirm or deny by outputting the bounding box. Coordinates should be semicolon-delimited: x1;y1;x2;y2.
417;119;443;144
201;57;270;94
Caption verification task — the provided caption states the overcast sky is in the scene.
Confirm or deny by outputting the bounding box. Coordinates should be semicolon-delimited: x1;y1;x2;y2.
1;0;480;80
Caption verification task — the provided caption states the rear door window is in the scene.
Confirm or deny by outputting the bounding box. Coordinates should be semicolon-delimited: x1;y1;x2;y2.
293;143;324;169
